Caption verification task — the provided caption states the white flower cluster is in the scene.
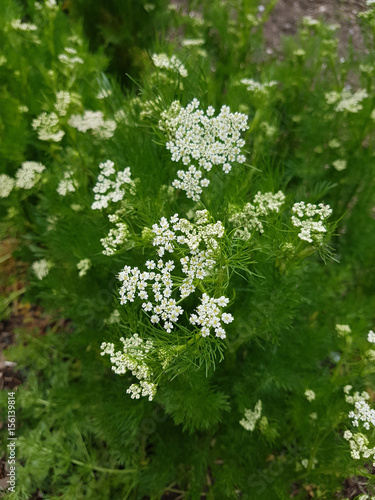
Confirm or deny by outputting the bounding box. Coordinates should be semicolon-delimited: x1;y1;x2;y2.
368;330;375;343
91;160;134;210
0;174;15;198
332;159;347;171
160;99;248;200
57;170;75;196
152;53;188;77
55;91;71;116
344;385;370;405
118;212;232;337
229;191;285;240
32;112;65;142
349;400;375;430
305;389;316;402
360;64;374;75
34;0;58;10
138;96;162;120
152;209;224;258
344;386;375;465
45;0;58;9
291;201;332;244
344;385;375;466
325;88;368;113
68;110;116;139
302;16;321;28
32;259;50;280
15;162;46;189
58;47;84;66
335;324;351;337
240;400;262;431
296;458;318;472
119;262;184;333
328;139;341;149
77;258;91;277
240;78;278;97
190;294;233;339
101;220;129;256
91;160;134;255
105;309;121;325
97;89;112;99
343;431;375;465
11;19;38;31
101;334;156;401
181;38;204;47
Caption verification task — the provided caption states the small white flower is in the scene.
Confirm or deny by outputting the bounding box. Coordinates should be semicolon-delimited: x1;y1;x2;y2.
332;159;347;171
77;258;91;277
368;330;375;344
344;430;352;440
152;53;188;77
32;259;50;280
336;324;351;337
97;88;112;99
305;389;316;402
0;174;15;198
106;309;120;324
221;313;234;324
240;400;262;431
58;47;84;67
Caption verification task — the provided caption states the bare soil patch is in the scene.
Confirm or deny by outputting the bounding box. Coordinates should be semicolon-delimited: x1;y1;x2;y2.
264;0;368;55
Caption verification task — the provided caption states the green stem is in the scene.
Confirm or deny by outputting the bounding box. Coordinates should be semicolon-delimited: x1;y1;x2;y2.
247;108;263;136
70;458;139;475
308;412;344;473
175;333;202;353
0;287;26;314
331;338;352;383
329;54;341;90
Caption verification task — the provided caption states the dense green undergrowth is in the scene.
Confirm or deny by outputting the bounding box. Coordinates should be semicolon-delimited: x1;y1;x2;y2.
0;0;375;498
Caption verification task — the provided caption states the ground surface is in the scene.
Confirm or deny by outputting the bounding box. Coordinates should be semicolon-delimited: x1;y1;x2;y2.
264;0;368;55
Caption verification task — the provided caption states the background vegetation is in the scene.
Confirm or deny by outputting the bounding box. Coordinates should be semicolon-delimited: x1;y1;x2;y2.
0;0;375;498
